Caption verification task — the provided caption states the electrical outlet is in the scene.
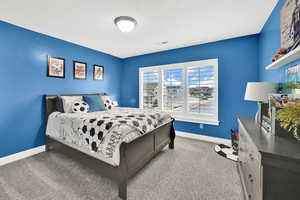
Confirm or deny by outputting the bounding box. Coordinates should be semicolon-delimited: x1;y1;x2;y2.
199;124;204;129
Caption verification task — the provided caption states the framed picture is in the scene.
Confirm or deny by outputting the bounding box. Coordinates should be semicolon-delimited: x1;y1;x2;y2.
281;0;300;49
73;61;87;80
47;56;65;78
93;65;104;81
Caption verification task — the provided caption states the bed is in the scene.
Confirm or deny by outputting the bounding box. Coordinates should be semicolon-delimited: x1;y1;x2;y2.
44;94;175;200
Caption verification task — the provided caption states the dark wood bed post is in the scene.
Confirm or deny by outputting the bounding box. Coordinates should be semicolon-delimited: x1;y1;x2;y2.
118;144;129;200
118;179;128;200
169;122;176;149
45;95;52;152
45;137;51;151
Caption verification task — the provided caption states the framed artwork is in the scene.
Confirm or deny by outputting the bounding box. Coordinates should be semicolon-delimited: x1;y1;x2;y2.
73;61;87;80
47;56;65;78
281;0;300;49
93;65;104;81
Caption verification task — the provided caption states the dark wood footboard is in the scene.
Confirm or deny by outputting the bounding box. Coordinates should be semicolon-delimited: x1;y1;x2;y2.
116;121;175;199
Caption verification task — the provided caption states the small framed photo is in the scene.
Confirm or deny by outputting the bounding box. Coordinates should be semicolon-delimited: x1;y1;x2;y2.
93;65;104;81
47;56;65;78
73;61;87;80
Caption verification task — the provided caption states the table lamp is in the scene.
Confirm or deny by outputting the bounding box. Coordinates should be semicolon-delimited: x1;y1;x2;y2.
244;82;277;123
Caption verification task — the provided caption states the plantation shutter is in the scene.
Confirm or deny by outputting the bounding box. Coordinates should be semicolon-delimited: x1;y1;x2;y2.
162;68;184;112
187;65;216;116
142;70;159;109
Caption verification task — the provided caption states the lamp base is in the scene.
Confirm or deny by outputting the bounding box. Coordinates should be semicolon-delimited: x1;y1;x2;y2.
255;111;259;124
255;102;262;125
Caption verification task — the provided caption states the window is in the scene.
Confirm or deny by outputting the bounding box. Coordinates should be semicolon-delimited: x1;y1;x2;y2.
139;59;219;125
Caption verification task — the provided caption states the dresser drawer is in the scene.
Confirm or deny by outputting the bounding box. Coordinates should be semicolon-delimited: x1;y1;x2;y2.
239;120;262;200
252;165;263;200
241;162;255;200
242;157;262;200
247;138;260;161
240;139;261;167
239;124;250;163
246;160;262;200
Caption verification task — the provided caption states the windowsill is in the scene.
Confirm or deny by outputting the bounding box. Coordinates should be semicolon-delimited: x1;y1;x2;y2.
139;106;219;126
170;113;219;126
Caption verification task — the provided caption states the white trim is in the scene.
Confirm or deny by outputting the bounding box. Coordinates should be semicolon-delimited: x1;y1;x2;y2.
140;59;218;71
174;115;219;125
139;68;143;108
0;145;46;167
158;68;163;108
176;131;231;146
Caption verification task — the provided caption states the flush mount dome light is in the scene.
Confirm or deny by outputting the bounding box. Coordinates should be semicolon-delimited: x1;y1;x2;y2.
114;16;137;32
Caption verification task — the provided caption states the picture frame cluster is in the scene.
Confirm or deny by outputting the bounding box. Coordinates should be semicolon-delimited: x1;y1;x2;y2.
47;56;104;81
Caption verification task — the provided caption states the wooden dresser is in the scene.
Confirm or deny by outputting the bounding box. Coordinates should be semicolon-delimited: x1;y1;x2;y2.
238;116;300;200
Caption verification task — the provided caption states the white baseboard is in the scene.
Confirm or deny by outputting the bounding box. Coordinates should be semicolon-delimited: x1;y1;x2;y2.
0;145;46;167
176;131;231;146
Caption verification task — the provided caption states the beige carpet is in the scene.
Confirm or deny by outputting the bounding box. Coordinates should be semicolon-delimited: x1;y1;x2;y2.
0;137;243;200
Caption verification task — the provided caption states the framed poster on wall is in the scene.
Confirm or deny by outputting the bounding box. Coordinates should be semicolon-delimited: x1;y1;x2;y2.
93;65;104;81
47;56;65;78
281;0;300;50
73;61;87;80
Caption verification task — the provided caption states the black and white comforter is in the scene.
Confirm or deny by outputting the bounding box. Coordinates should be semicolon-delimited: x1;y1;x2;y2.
46;107;172;166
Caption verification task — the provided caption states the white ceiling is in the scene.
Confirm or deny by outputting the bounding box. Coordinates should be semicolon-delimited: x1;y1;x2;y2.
0;0;278;58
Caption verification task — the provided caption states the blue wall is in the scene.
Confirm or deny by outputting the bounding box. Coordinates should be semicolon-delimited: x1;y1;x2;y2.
259;0;300;82
0;21;122;158
120;35;259;139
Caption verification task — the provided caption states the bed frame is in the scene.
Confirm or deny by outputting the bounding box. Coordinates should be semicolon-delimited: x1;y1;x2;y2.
44;94;175;200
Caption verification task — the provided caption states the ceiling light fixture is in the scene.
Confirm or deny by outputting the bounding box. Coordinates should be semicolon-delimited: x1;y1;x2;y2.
114;16;137;33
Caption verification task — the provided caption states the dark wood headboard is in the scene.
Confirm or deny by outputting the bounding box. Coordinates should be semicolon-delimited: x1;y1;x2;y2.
44;93;107;124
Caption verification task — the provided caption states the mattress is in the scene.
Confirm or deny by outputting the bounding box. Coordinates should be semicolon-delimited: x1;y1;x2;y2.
46;107;172;166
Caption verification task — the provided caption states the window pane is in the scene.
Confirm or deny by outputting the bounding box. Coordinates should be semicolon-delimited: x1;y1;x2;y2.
188;66;215;115
163;68;184;111
143;70;159;109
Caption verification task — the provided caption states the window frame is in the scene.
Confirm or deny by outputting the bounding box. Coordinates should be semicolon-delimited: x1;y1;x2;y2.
139;59;219;126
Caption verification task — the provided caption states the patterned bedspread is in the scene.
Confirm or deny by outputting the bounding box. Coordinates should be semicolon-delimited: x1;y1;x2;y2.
46;107;172;166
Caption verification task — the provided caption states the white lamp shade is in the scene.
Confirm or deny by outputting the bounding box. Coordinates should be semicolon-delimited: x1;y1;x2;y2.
244;82;277;102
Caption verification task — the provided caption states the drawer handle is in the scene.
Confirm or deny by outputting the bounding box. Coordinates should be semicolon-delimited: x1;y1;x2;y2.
248;194;252;199
248;174;252;178
250;179;254;183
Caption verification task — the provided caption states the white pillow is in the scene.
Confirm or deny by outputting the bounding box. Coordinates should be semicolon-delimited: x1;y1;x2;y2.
100;95;115;110
71;101;89;113
60;96;83;113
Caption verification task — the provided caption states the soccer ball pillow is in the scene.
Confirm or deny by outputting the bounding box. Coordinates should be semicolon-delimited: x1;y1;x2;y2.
72;101;89;113
101;95;115;110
